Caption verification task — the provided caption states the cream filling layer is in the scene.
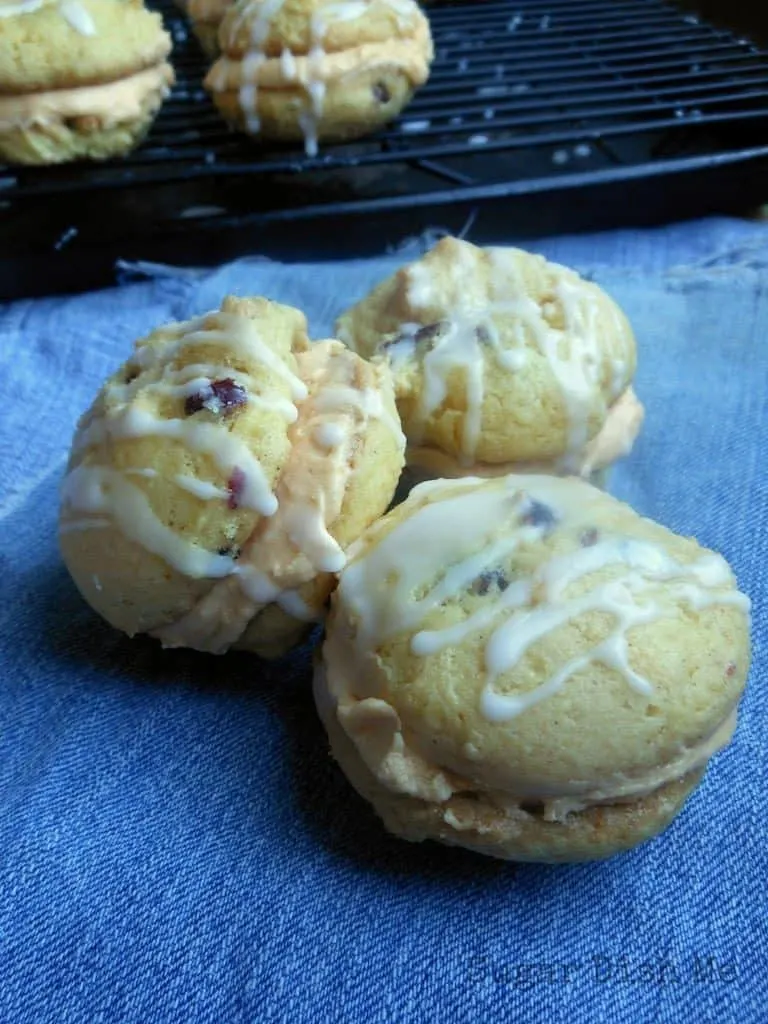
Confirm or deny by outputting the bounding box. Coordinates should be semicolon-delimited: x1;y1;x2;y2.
0;63;174;131
206;31;432;94
404;387;644;480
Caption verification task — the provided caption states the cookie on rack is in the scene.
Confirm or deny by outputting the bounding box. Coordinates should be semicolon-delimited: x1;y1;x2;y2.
59;296;405;658
205;0;433;155
315;474;752;862
187;0;232;58
0;0;174;165
336;237;644;486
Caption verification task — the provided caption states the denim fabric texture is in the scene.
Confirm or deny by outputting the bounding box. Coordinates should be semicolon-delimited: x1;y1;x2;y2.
0;218;766;1024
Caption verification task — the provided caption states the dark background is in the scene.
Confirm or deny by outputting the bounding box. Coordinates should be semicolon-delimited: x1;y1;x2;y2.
680;0;768;41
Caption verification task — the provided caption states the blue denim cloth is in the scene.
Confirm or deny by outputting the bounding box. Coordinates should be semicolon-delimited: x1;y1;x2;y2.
1;217;766;1024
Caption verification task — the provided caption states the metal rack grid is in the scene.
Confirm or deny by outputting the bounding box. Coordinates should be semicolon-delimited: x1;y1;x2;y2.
3;0;768;199
2;0;768;297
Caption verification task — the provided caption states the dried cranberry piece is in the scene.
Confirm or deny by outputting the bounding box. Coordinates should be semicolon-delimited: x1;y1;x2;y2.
185;378;247;417
227;467;246;510
471;568;509;596
520;499;557;531
382;321;446;351
414;321;448;346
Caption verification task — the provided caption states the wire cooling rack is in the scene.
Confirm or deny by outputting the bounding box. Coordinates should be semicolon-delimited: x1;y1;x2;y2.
2;0;768;297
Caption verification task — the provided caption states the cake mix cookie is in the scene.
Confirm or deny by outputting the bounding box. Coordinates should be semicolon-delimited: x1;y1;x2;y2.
59;296;405;658
0;0;174;165
315;474;751;862
187;0;231;58
205;0;433;155
336;237;644;484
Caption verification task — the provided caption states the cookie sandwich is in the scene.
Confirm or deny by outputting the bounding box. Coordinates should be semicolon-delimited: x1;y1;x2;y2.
315;475;751;861
59;296;405;658
336;237;644;486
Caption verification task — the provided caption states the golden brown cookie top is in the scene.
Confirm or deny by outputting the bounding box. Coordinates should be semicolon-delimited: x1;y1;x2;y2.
0;0;172;94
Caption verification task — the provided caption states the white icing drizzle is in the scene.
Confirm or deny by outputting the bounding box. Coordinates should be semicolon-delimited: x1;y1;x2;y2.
116;371;298;421
274;588;316;621
62;306;315;584
59;0;95;34
411;574;527;658
341;477;528;647
314;383;403;445
239;51;264;134
61;467;235;579
0;0;96;33
241;0;284;44
610;358;627;401
390;313;524;463
280;46;297;80
338;477;750;722
480;538;748;721
237;349;403;584
493;251;628;470
226;0;285;135
315;421;346;448
283;499;344;572
300;47;326;157
134;312;308;402
173;474;230;501
67;312;309;521
377;244;631;469
0;0;47;15
74;406;278;515
317;0;369;24
181;363;294;399
549;277;603;465
226;568;316;622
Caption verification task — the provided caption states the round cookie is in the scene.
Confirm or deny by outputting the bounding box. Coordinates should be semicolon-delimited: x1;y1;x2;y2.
315;474;751;862
59;296;405;658
335;237;644;484
0;0;173;165
205;0;433;155
187;0;232;58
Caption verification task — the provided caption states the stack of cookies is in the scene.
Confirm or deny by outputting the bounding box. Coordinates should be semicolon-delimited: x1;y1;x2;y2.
58;238;752;864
